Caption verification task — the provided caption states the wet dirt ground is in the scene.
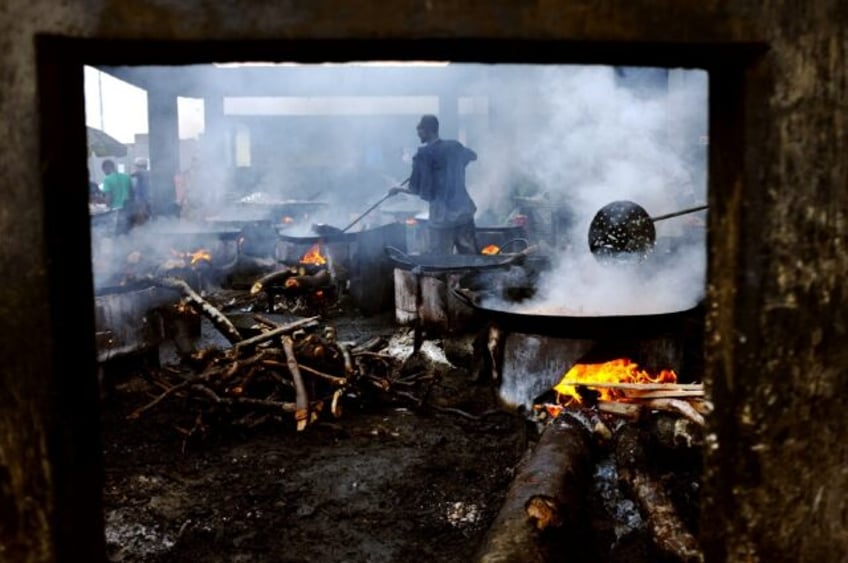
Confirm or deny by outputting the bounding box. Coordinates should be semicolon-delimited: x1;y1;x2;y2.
99;312;532;563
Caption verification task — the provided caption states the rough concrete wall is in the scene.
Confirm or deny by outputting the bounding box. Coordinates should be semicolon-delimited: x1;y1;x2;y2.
1;2;95;562
702;1;848;561
0;0;846;562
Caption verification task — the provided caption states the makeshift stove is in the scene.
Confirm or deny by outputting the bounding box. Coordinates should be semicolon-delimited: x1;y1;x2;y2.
94;281;174;364
468;298;707;563
272;222;406;315
250;243;341;316
91;221;275;365
389;243;549;337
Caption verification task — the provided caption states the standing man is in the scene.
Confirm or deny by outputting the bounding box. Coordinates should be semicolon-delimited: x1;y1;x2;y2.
99;159;134;235
390;114;479;254
130;157;152;227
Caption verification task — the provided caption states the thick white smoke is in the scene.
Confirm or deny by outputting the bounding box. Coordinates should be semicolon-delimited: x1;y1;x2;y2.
469;65;708;315
91;62;707;313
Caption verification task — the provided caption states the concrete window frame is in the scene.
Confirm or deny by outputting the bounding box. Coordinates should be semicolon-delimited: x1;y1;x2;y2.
33;36;765;562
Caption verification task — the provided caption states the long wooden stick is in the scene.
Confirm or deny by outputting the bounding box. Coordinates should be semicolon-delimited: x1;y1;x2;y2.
154;276;243;345
283;335;309;431
261;359;348;387
560;381;703;391
190;384;297;412
233;316;320;353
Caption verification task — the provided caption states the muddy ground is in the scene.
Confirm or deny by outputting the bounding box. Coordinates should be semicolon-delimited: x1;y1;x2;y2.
99;311;533;563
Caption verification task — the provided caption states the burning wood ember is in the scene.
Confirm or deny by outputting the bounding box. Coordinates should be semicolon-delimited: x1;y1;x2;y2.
475;356;708;561
540;358;712;427
249;242;346;315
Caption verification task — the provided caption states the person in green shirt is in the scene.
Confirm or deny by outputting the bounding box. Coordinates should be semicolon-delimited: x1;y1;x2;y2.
99;159;134;235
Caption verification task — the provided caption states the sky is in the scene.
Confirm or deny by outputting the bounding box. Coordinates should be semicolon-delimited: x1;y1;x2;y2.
84;65;204;143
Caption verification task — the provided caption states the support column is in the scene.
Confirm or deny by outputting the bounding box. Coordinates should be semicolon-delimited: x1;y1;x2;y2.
147;90;180;217
200;94;232;208
438;92;459;141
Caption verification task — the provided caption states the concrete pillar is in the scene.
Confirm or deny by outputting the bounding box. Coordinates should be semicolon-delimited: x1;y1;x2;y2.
438;92;459;140
147;90;180;217
201;94;232;207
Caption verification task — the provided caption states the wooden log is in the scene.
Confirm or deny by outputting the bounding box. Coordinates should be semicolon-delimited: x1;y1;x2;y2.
615;425;704;563
232;316;320;354
260;359;348;387
250;268;297;294
646;414;704;450
283;335;309;431
560;381;703;392
475;414;595;563
278;269;332;292
154;276;243;344
597;400;707;426
643;398;705;427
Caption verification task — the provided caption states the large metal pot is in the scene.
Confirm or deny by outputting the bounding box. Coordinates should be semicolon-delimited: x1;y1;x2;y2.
451;287;701;339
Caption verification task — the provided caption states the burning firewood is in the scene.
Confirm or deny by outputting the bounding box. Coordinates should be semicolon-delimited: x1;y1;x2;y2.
475;414;595;563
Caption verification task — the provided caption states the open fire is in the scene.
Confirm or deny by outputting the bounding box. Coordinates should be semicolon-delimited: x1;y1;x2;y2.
554;358;677;405
300;243;327;265
480;244;500;255
171;248;213;267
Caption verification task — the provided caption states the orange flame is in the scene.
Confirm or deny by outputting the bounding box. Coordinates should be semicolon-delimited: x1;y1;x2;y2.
189;249;212;265
169;248;212;266
554;358;677;405
481;244;500;255
300;243;327;265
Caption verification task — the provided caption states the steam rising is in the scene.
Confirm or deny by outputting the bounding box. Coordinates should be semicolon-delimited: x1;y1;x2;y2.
91;63;707;313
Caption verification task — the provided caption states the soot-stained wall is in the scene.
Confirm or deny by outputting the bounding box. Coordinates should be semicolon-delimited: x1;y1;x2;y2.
0;1;846;562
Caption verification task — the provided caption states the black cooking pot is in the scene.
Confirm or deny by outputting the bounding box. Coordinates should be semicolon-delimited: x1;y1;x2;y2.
451;286;703;340
385;245;549;274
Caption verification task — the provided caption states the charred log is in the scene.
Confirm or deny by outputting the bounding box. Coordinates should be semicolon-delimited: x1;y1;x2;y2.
475;414;595;563
615;425;703;563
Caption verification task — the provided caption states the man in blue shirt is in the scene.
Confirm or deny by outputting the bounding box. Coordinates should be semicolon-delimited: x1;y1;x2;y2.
390;115;479;254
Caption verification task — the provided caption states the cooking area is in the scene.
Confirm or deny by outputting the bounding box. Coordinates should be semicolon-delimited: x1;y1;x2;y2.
86;61;708;562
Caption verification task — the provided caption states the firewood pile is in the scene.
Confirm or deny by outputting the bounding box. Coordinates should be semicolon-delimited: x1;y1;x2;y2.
128;276;436;436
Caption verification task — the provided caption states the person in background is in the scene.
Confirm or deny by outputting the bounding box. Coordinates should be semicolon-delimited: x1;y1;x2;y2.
99;159;134;235
129;156;152;227
389;114;479;254
174;156;200;219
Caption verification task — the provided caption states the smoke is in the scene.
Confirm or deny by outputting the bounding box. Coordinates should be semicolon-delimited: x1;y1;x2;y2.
468;65;708;314
92;63;708;313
